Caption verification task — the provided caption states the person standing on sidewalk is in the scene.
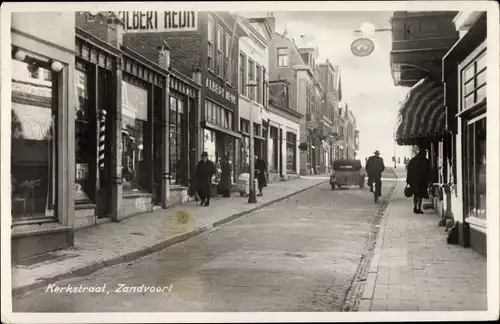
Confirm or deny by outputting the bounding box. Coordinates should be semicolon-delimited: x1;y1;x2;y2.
194;151;217;207
406;148;431;214
255;155;267;196
217;155;232;198
366;150;385;197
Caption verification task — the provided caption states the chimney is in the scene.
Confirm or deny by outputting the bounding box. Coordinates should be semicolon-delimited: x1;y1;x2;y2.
157;41;171;69
107;12;124;48
265;15;276;35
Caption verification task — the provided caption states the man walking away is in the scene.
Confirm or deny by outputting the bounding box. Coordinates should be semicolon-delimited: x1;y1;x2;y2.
255;155;267;196
194;152;217;207
366;150;385;197
406;148;431;214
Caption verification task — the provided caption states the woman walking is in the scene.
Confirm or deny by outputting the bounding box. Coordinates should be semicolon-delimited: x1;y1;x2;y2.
406;148;431;214
255;155;267;196
217;156;232;198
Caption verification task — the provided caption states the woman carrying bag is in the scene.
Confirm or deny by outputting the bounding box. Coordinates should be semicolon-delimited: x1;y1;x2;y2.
406;148;431;214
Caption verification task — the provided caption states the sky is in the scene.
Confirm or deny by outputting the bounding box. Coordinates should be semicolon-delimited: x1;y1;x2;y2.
242;11;413;163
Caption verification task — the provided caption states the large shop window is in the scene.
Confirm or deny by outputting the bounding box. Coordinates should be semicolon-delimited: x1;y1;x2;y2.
465;115;486;221
11;59;57;222
74;67;92;202
169;95;185;185
270;126;279;172
286;132;297;172
121;81;149;193
205;99;233;130
203;129;235;183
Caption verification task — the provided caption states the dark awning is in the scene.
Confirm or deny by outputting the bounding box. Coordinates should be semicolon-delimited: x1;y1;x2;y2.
395;78;446;146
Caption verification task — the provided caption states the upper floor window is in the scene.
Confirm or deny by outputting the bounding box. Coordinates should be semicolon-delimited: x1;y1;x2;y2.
239;52;247;96
207;15;215;70
278;48;289;67
248;59;255;99
216;25;224;77
460;46;486;112
256;65;262;105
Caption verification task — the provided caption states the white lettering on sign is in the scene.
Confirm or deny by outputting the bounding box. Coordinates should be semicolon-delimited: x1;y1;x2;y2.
205;78;236;105
118;11;197;33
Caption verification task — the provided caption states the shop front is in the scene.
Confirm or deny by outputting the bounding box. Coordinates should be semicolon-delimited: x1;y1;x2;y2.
442;12;487;255
202;74;240;187
10;12;76;261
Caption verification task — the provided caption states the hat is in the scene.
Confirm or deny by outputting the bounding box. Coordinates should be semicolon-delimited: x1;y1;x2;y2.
374;150;380;155
201;151;208;157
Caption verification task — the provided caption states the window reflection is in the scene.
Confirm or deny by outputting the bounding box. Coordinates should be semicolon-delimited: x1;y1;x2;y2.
11;60;56;221
121;81;148;192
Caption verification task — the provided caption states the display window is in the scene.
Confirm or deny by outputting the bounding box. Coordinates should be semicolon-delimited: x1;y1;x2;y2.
11;59;57;222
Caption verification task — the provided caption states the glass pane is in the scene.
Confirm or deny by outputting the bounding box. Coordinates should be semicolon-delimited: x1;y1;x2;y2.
122;81;149;192
462;63;475;83
203;129;216;162
211;103;216;124
463;79;475;97
476;85;486;103
475;118;487;219
74;69;93;202
169;130;177;185
466;123;475;218
464;94;475;110
476;52;487;71
476;70;486;88
11;60;56;220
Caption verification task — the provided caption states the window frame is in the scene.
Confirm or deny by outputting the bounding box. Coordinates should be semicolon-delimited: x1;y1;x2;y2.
207;14;215;71
256;64;262;105
458;40;487;115
216;25;224;77
248;58;255;100
239;52;247;96
277;48;289;67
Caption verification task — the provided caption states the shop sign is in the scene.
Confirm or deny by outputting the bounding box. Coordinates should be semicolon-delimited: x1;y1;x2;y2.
205;77;237;105
350;38;375;57
118;11;197;33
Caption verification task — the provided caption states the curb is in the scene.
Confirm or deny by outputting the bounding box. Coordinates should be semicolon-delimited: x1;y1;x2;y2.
357;181;401;312
13;180;327;296
340;182;398;312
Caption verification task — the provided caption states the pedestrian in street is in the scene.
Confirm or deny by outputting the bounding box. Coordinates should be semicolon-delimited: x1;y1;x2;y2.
366;150;385;197
217;155;232;198
194;151;217;207
406;148;431;214
255;155;267;196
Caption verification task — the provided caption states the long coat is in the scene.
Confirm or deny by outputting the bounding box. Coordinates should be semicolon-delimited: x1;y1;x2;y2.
255;158;267;188
218;161;232;193
366;156;385;179
406;155;430;199
194;159;216;196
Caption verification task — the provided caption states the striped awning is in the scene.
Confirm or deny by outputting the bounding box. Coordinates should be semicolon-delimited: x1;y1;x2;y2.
395;78;446;145
11;102;53;141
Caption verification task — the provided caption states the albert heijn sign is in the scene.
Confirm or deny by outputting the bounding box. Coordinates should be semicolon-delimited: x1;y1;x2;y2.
117;11;198;33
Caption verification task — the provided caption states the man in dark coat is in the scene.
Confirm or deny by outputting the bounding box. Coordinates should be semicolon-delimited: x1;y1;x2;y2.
406;148;431;214
366;150;385;197
194;151;217;206
217;155;232;198
255;155;267;196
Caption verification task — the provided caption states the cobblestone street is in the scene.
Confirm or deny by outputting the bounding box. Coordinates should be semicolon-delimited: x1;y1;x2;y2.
13;181;394;312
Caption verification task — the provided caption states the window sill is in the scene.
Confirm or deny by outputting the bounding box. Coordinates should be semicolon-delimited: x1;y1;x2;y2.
123;192;153;199
466;216;487;233
12;221;71;238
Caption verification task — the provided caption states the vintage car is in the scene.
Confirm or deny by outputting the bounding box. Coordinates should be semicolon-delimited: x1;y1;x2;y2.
330;159;366;190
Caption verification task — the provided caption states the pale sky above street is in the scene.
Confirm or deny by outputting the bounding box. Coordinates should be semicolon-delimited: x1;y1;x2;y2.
243;11;413;163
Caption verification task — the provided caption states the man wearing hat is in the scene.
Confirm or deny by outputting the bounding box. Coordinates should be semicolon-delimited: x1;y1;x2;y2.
366;150;385;198
194;151;217;206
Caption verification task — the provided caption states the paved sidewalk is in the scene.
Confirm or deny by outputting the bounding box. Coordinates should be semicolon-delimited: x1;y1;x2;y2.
359;183;487;312
12;178;325;295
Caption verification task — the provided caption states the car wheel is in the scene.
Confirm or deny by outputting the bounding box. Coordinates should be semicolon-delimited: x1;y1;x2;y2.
331;184;335;190
337;184;342;189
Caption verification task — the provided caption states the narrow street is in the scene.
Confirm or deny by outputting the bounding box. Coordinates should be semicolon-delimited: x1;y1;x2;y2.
14;181;394;312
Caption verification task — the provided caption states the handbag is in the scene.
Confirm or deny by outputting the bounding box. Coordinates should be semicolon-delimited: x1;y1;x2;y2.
404;184;413;198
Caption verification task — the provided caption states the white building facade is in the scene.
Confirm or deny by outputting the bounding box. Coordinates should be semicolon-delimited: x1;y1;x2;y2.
237;17;273;176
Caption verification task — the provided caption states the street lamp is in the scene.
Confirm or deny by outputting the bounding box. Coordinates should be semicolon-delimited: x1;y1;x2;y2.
246;81;258;203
